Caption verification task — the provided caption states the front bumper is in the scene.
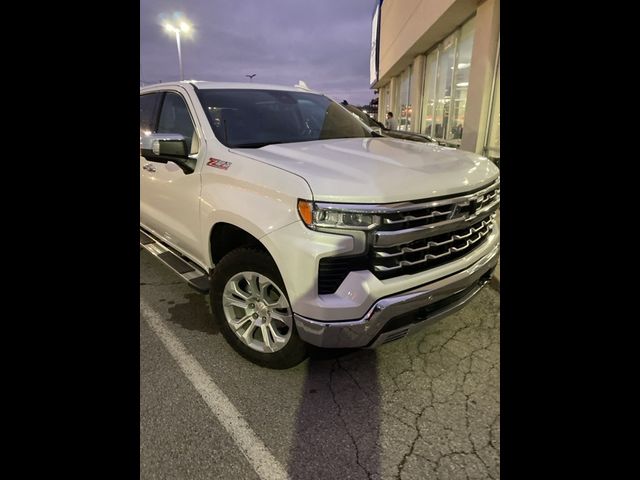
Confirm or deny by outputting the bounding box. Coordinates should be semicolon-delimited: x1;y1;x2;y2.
294;242;499;348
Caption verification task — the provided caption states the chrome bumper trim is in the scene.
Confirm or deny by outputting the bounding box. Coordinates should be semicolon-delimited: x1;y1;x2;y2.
294;243;499;348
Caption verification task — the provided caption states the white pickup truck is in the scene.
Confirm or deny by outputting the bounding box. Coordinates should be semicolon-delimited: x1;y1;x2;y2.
140;81;500;368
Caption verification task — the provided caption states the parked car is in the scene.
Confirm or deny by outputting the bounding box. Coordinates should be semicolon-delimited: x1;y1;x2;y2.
341;102;436;143
140;81;500;369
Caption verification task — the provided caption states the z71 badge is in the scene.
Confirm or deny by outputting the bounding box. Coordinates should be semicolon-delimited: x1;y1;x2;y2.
207;158;232;170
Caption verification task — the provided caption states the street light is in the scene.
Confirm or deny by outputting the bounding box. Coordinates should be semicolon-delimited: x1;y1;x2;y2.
163;19;192;81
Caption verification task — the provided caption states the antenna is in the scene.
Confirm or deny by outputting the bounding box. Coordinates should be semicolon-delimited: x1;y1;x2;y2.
294;80;310;90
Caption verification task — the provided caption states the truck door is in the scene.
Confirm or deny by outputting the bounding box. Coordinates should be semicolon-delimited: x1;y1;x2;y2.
140;90;203;262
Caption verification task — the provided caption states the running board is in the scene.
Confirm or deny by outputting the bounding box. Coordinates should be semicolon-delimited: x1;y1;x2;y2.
140;229;210;293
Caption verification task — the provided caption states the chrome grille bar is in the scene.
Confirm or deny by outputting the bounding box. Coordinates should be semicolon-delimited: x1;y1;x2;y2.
382;208;452;225
314;178;500;214
374;218;493;258
373;218;495;272
374;199;499;248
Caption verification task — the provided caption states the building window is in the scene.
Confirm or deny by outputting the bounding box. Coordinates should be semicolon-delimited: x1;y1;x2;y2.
433;32;456;140
450;17;475;143
378;84;392;124
382;85;391;122
484;52;500;163
392;78;400;121
398;66;411;130
420;16;476;147
421;50;438;137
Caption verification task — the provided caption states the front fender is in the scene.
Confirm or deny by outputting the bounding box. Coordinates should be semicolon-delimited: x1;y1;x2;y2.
199;156;313;267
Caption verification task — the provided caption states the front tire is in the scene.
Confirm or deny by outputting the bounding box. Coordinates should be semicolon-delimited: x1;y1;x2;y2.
210;248;307;369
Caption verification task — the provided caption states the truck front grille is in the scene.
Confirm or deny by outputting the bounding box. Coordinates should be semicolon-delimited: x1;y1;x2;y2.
317;179;500;294
377;186;499;232
371;214;496;279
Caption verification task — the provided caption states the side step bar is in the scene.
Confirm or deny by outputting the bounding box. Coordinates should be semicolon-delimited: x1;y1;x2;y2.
140;229;210;293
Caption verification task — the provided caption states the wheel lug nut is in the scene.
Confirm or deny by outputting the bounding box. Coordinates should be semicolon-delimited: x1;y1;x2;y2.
252;313;258;319
249;303;255;308
262;316;266;321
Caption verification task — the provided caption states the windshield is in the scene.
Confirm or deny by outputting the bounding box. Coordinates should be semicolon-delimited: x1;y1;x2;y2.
344;104;384;129
196;89;375;148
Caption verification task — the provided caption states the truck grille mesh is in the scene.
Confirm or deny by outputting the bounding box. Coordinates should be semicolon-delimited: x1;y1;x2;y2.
317;180;499;294
372;215;495;279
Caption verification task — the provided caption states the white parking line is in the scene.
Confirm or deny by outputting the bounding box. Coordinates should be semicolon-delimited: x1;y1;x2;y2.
141;300;290;480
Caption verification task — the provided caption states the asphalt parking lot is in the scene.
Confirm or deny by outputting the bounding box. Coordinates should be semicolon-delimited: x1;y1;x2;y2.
140;250;500;480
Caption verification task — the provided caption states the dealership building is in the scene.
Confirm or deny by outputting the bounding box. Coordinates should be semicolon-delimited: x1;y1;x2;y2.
371;0;500;162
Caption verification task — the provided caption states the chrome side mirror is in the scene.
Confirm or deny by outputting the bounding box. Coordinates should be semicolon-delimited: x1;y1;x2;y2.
141;133;188;161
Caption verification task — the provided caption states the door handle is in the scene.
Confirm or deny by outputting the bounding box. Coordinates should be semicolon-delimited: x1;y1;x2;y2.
142;163;156;173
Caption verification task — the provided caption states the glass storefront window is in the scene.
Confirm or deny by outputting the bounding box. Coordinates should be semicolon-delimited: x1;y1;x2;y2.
377;85;389;123
449;17;475;142
398;66;411;131
485;56;500;162
381;16;478;142
421;50;438;137
433;32;456;141
415;16;476;146
378;85;389;123
392;78;400;120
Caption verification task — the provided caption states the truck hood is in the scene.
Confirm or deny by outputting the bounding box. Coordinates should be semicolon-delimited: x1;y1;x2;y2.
231;137;499;203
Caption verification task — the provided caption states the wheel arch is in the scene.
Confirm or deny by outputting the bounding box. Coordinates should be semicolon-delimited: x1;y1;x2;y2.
209;222;273;266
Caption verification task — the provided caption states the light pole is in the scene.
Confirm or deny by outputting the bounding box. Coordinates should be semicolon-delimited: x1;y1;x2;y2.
163;20;191;81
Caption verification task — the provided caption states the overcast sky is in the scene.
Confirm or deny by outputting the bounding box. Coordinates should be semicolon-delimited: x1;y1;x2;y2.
140;0;377;105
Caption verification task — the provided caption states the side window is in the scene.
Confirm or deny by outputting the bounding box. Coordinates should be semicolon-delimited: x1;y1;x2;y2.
157;92;199;155
140;93;161;135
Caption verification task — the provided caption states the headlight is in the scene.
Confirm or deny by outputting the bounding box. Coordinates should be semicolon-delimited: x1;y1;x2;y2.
297;200;381;230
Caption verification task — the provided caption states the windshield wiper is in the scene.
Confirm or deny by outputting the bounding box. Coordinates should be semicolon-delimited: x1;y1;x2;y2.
230;141;287;148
